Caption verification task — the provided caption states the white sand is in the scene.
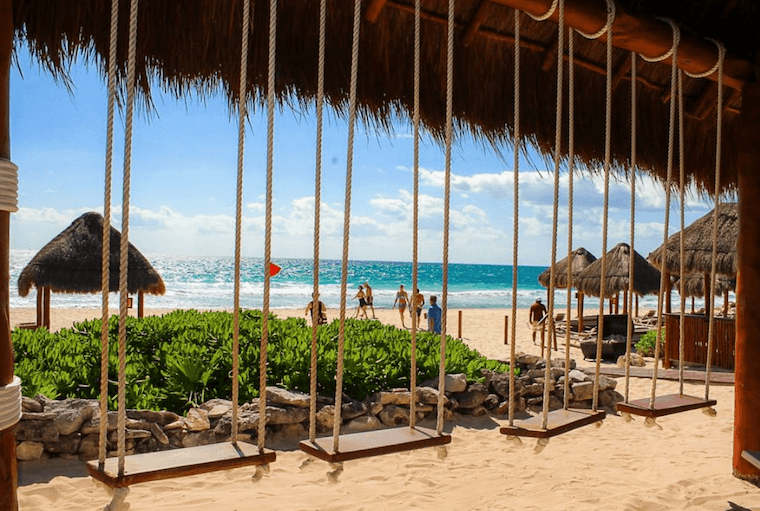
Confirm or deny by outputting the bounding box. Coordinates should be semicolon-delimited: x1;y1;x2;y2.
12;307;759;510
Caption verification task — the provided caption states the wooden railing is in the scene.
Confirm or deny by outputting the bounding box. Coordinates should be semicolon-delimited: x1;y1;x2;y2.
664;313;736;370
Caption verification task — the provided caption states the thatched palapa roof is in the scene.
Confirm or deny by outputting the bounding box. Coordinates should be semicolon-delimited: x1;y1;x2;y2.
647;203;738;276
11;1;760;192
17;212;166;297
673;274;736;298
574;242;660;298
538;247;596;289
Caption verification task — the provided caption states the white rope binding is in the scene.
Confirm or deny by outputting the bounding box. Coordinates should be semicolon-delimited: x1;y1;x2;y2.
576;0;615;40
525;0;557;22
0;376;21;431
0;159;19;213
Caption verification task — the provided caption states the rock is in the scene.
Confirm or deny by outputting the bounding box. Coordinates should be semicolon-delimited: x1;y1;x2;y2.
126;418;153;430
600;389;623;411
597;375;618;392
108;429;151;442
80;411;118;434
415;387;448;405
207;404;231;420
265;405;308;425
267;387;311;408
490;372;524;399
571;381;595;401
46;433;81;455
515;353;542;366
150;422;170;445
21;411;57;421
376;390;410;405
341;400;369;420
370;402;384;415
551;358;576;370
568;369;590;383
200;399;233;412
164;420;185;431
185;408;210;431
316;405;335;432
344;415;382;432
127;409;179;425
15;420;59;443
182;430;217;448
617;353;646;368
494;397;526;415
464;405;488;416
378;405;410;426
78;434;100;460
48;399;96;436
421;373;467;393
273;423;306;444
455;382;489;409
16;441;45;461
522;383;545;398
21;396;43;413
213;409;259;436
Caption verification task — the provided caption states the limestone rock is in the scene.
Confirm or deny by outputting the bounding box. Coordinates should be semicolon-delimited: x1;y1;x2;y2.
494;397;526;415
15;420;59;443
80;411;118;434
421;373;467;393
522;383;545;398
370;402;384;415
600;389;623;411
16;441;45;461
182;430;216;448
150;422;170;445
341;400;369;420
265;405;308;425
200;399;233;412
164;420;185;431
378;404;410;426
21;411;57;421
78;434;100;460
345;415;382;432
273;423;306;443
455;382;489;409
571;381;595;401
515;353;542;366
185;408;210;432
415;386;448;405
21;397;43;413
207;404;231;420
617;353;646;368
48;399;96;436
316;405;335;432
464;405;488;416
376;390;410;405
108;429;151;442
267;387;311;408
46;433;81;455
483;394;500;409
597;375;618;392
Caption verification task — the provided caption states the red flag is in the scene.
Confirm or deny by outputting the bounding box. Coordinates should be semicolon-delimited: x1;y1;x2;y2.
269;263;282;277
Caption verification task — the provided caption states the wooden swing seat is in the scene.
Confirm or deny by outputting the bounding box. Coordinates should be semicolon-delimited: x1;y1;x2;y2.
299;426;451;463
615;393;716;418
741;450;760;470
87;441;276;488
499;408;606;439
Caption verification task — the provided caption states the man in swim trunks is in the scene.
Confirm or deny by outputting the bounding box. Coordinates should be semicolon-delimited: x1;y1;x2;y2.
363;281;377;319
392;284;409;328
427;295;441;334
411;288;425;326
304;300;327;325
529;298;548;345
353;285;369;319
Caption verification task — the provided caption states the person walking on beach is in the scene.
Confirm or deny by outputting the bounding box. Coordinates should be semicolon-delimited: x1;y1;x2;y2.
529;298;548;345
411;289;424;326
363;281;377;319
427;295;441;334
353;285;369;319
305;300;327;325
392;284;409;328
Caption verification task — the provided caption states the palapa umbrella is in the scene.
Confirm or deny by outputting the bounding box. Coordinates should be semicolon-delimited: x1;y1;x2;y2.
17;212;165;327
673;274;736;314
574;243;661;316
538;248;596;329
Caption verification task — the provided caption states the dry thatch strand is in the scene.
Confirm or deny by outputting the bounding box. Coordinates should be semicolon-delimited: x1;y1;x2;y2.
673;273;735;298
17;212;166;297
537;247;596;289
11;0;753;193
647;202;737;276
573;242;660;298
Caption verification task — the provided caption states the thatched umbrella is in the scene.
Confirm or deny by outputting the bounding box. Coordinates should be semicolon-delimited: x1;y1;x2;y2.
17;212;165;327
673;274;736;314
574;243;661;314
538;248;596;328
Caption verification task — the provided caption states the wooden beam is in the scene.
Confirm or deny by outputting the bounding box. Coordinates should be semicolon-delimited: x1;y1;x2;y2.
611;53;632;91
487;0;751;92
462;1;492;48
690;81;718;121
366;0;390;23
540;32;559;72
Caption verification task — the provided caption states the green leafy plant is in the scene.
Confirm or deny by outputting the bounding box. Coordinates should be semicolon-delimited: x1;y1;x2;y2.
635;328;665;357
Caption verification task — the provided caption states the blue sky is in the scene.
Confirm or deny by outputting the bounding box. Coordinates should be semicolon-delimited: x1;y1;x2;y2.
8;50;720;266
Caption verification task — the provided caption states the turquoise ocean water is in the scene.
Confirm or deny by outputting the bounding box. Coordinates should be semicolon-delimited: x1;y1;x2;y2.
9;250;665;311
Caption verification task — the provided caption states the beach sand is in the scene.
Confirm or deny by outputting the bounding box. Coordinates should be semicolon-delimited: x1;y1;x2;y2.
12;306;759;510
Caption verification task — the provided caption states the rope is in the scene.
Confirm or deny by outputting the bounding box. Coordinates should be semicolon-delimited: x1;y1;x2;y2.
98;0;119;468
232;0;251;443
117;0;140;477
649;26;680;410
0;376;21;431
542;0;564;431
508;9;520;427
333;0;362;453
525;0;557;21
437;0;454;437
592;6;614;413
705;40;725;402
623;52;636;404
576;0;615;40
0;160;18;212
309;0;327;445
409;0;421;430
563;27;574;411
259;0;277;454
677;69;686;396
639;18;679;63
684;39;725;79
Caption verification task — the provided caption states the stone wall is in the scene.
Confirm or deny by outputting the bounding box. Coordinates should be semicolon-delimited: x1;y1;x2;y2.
15;353;622;461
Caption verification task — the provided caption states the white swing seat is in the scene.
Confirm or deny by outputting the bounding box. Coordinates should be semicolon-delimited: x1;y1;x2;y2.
87;441;275;488
615;393;716;418
299;426;451;463
499;408;606;439
741;450;760;470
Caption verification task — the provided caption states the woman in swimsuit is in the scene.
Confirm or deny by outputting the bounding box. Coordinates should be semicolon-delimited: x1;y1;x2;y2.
392;284;409;328
353;285;369;319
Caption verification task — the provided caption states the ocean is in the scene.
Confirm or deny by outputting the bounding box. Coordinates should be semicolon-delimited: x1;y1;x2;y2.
9;250;672;311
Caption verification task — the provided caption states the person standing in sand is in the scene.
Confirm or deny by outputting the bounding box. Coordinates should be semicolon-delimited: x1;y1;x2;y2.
304;300;327;325
427;295;441;334
411;289;424;326
529;298;548;345
363;281;377;319
392;284;409;328
353;285;369;319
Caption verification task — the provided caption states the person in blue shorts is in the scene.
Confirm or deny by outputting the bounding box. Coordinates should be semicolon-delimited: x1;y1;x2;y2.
427;295;442;334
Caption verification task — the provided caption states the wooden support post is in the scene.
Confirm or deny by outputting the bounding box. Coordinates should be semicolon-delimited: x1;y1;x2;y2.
36;286;42;326
365;0;390;23
138;290;144;318
504;315;508;345
578;293;584;332
734;82;760;483
724;289;729;316
462;0;491;48
704;272;712;315
665;270;672;314
622;289;628;315
635;294;639;317
0;0;17;506
43;287;51;330
458;310;462;339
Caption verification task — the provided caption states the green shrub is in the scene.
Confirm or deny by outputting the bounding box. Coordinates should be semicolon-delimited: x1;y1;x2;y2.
12;309;513;412
635;329;665;357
